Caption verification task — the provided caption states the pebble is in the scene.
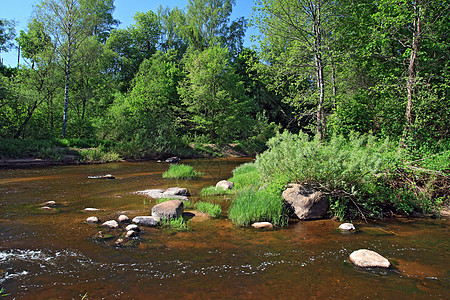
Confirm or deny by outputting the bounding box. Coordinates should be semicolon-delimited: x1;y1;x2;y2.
118;214;130;223
339;223;356;231
102;220;119;229
125;230;137;238
126;224;140;232
252;222;274;229
86;216;100;224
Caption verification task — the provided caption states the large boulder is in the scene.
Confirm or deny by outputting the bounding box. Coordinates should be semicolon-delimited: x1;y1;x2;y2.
349;249;391;268
152;200;184;219
215;180;234;191
282;184;329;220
132;216;160;227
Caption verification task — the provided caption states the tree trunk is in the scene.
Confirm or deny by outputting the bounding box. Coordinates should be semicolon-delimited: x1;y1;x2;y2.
62;58;71;138
313;2;325;140
403;1;422;142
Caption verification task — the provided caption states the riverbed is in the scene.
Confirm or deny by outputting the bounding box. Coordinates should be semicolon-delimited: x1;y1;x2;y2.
0;158;449;299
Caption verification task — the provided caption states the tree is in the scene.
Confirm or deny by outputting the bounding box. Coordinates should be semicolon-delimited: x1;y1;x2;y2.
105;10;160;91
178;46;253;141
34;0;115;137
0;19;16;64
253;0;336;139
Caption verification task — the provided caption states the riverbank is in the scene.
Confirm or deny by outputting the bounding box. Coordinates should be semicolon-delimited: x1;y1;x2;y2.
0;137;251;168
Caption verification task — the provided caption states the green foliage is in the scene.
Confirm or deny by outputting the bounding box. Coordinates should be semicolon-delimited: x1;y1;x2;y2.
160;216;190;231
0;287;10;297
178;45;255;142
228;162;261;190
194;201;222;218
162;164;202;179
201;186;233;196
228;179;289;227
79;147;121;163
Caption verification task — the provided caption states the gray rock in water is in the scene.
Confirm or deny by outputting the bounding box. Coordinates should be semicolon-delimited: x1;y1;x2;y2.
41;201;56;207
163;187;190;196
86;216;100;224
118;214;130;223
102;220;119;229
339;223;356;231
215;180;234;191
282;184;329;220
88;174;115;179
349;249;391;268
126;224;140;232
135;189;188;201
152;200;184;219
251;222;273;229
132;216;160;227
125;230;138;238
84;208;101;212
165;157;180;163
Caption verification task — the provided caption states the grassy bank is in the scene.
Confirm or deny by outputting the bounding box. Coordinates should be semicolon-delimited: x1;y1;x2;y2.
226;131;449;225
0;137;254;165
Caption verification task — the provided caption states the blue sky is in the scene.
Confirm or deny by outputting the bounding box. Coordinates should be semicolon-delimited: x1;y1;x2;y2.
0;0;258;67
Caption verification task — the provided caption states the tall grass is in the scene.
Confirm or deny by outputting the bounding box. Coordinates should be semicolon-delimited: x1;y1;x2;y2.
227;164;289;227
162;164;202;179
194;201;222;218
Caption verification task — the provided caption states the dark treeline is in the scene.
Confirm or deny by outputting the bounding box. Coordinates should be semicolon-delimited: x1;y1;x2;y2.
0;0;449;159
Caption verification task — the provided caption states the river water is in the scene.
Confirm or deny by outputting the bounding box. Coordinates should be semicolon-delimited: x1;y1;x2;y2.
0;158;448;299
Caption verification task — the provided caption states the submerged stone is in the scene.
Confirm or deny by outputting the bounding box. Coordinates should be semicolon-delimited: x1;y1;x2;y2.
84;208;101;212
349;249;391;268
118;214;130;223
252;222;274;229
125;230;138;238
86;216;100;224
163;187;190;196
132;216;160;227
102;220;119;229
126;224;140;232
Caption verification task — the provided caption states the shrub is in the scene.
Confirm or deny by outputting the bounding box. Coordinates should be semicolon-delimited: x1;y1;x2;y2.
162;164;202;179
194;201;222;218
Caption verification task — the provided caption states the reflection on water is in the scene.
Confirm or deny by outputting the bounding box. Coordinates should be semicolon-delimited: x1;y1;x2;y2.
0;158;449;299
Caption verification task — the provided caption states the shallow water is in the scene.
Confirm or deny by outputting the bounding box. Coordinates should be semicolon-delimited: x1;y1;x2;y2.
0;158;449;299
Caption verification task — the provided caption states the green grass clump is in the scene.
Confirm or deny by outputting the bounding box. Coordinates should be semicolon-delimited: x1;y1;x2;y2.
228;162;261;189
162;164;202;179
160;217;190;231
194;201;222;218
200;186;234;196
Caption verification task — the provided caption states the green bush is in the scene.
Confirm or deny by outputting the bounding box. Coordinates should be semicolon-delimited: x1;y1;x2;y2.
162;164;202;179
194;201;222;218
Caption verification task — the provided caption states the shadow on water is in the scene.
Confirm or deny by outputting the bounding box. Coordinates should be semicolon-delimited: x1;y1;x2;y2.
0;158;449;299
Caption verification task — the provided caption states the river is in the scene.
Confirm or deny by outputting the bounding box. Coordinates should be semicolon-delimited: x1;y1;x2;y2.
0;158;448;299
